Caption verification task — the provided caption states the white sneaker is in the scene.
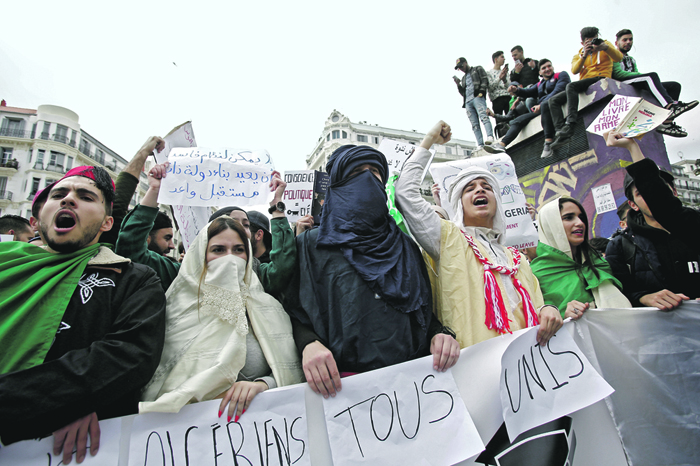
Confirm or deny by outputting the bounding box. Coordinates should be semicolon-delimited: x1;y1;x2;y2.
485;136;494;145
483;143;505;154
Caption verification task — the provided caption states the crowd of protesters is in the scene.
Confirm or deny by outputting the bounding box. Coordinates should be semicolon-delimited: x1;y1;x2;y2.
0;25;698;465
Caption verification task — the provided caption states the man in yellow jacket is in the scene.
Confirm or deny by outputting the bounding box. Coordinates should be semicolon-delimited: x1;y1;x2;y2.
548;26;623;151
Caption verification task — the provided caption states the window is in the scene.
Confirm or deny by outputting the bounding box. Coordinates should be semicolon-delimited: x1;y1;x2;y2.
332;130;340;139
342;131;347;138
66;156;74;170
69;130;77;147
357;135;368;143
35;149;45;169
54;125;68;144
326;134;330;142
95;149;105;164
79;139;91;156
373;137;379;144
49;151;65;169
30;177;41;195
1;147;12;164
41;122;51;140
45;179;56;188
0;176;7;195
0;118;25;137
446;147;452;155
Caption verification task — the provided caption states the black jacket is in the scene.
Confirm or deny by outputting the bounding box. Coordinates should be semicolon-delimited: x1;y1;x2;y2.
605;159;700;305
509;59;539;87
456;66;490;107
0;257;166;444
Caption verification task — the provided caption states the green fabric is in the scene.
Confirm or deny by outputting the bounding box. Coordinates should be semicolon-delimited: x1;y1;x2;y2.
0;241;101;374
258;217;297;298
531;242;622;316
612;60;640;80
386;175;408;234
115;204;180;291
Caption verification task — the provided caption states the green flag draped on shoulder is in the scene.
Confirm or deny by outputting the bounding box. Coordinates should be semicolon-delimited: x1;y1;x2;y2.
0;241;101;374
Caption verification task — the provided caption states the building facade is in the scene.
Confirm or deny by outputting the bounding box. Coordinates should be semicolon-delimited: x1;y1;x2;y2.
671;159;700;207
306;110;477;196
0;101;148;219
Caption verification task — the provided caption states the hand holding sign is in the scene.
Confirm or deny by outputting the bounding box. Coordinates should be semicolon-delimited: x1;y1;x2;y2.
52;412;100;465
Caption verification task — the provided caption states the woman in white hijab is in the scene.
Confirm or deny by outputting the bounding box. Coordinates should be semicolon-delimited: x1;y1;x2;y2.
140;216;303;421
395;121;562;349
532;197;631;320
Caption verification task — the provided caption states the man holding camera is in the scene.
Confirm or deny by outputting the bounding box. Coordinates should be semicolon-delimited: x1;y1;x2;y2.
549;27;623;150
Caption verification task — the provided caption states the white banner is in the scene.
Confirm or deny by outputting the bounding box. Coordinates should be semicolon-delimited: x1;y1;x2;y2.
499;326;614;441
323;355;483;466
154;121;197;165
158;148;274;207
282;170;315;223
128;385;309;466
429;154;538;249
0;418;121;465
377;138;436;180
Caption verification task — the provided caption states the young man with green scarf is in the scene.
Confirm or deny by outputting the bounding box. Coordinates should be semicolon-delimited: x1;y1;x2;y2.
0;166;166;464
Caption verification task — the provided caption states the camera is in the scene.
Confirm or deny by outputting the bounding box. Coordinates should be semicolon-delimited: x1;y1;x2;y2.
591;38;604;46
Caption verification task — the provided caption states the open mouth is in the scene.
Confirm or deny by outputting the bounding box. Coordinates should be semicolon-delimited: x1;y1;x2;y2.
54;211;77;232
474;197;488;206
572;229;584;236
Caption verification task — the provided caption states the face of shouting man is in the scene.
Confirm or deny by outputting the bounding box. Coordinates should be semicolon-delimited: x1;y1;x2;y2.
38;176;113;253
461;177;497;229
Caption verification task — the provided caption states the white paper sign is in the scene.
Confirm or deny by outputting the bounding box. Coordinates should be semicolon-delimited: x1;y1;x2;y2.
0;234;14;242
591;183;617;215
377;138;435;180
586;95;671;137
154;121;197;164
172;204;211;251
128;385;309;466
0;418;122;465
158;147;274;207
429;154;538;249
282;170;315;223
499;326;614;441
323;356;483;466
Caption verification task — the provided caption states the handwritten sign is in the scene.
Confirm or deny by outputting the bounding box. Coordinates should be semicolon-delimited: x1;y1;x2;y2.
283;171;315;223
128;385;309;466
158;147;274;207
591;183;617;215
587;96;671;137
500;326;614;441
171;204;211;251
377;138;435;181
323;356;483;466
154;121;198;165
0;418;121;465
430;154;538;249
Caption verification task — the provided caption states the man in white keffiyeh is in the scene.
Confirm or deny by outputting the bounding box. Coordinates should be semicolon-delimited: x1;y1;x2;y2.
395;121;563;349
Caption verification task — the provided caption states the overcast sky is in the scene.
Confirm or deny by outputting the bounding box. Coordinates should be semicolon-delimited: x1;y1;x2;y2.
2;0;698;174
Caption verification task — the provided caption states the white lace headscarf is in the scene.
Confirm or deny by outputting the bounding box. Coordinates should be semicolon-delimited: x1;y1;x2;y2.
447;166;506;244
140;217;302;413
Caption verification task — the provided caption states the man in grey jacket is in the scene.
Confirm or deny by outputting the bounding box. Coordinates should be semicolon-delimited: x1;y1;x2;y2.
454;57;503;153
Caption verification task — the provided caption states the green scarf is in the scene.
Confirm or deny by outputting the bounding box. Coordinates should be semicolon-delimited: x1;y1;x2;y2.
386;174;409;234
0;241;101;374
531;242;622;315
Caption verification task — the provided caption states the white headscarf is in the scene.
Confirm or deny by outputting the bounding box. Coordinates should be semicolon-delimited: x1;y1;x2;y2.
140;218;302;413
447;166;507;244
538;197;575;259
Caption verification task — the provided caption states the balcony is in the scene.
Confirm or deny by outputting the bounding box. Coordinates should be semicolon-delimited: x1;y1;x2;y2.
0;128;32;139
33;161;44;170
46;164;65;174
0;159;19;175
52;134;69;144
40;132;50;140
0;191;13;203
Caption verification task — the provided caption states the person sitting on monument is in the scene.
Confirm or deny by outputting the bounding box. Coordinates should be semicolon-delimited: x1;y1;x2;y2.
139;207;302;421
285;144;460;398
530;197;630;320
0;166;166;464
395;121;562;349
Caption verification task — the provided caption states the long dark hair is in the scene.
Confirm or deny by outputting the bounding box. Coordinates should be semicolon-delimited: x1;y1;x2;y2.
559;198;601;279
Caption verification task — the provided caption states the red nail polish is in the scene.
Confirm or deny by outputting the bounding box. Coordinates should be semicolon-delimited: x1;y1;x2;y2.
241;409;246;415
218;409;222;418
234;415;239;423
227;414;232;422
